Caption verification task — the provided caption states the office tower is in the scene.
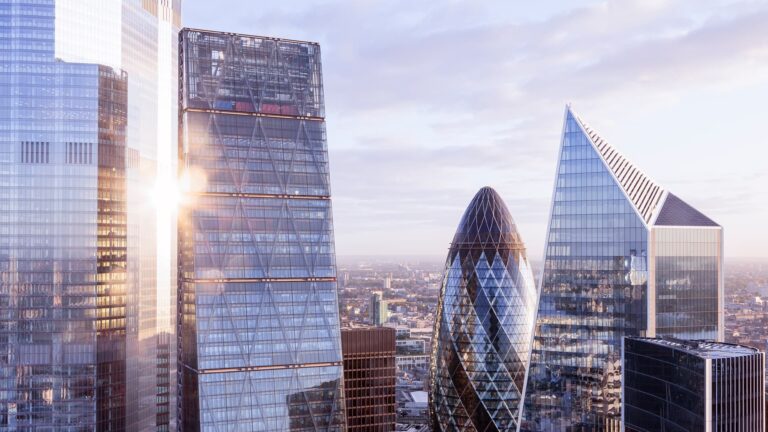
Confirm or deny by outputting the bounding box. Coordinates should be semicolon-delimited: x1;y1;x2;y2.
430;187;538;432
0;1;180;430
178;29;346;431
371;292;389;326
341;327;396;431
522;106;724;431
623;337;765;431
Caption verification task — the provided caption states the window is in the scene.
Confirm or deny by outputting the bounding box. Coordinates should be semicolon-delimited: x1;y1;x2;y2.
20;141;50;164
66;142;93;164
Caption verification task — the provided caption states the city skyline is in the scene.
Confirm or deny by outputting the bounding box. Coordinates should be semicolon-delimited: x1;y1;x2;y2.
184;0;768;260
1;1;765;431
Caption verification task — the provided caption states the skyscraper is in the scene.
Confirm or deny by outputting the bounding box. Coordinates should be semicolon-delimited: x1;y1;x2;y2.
430;187;538;432
371;291;389;326
623;337;765;431
177;29;347;431
0;1;180;430
341;327;397;432
522;106;724;431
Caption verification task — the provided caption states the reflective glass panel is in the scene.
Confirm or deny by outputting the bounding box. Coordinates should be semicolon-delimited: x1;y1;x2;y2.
522;111;648;431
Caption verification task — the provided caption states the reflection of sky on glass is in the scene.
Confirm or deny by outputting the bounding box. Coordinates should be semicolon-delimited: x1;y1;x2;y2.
55;0;122;69
185;0;768;258
58;0;180;332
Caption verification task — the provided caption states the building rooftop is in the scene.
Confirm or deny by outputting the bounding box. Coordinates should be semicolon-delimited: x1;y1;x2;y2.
654;192;719;227
409;391;428;404
569;106;664;224
181;27;320;46
449;187;526;252
568;106;719;229
629;337;760;359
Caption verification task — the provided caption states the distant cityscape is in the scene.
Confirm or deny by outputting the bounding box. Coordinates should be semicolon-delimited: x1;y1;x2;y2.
724;260;768;350
336;257;442;431
336;256;768;430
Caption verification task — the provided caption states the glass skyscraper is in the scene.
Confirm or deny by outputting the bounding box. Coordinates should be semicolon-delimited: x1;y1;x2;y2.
623;337;764;431
521;106;723;431
370;292;389;326
430;187;538;432
178;29;346;431
0;0;180;430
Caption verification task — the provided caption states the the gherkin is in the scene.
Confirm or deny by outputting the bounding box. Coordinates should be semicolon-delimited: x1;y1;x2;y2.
430;187;538;432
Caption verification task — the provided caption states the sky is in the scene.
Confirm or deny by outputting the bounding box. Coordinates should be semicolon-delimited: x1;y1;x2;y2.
184;0;768;259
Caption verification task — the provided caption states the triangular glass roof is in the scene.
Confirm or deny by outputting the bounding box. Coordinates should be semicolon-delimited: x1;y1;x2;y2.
654;193;719;227
568;106;665;224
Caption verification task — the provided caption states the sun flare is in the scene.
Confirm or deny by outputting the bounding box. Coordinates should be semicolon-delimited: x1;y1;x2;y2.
149;167;207;212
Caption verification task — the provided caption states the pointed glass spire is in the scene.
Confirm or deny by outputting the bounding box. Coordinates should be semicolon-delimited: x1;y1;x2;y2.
568;107;665;224
521;105;723;431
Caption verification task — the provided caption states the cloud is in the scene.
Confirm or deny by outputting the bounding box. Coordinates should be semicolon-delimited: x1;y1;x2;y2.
184;0;768;258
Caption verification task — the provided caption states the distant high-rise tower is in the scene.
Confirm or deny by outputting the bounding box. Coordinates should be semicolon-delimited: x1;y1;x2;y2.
623;337;764;431
522;106;724;431
178;29;346;431
0;1;180;430
371;292;389;325
341;327;397;431
430;187;538;431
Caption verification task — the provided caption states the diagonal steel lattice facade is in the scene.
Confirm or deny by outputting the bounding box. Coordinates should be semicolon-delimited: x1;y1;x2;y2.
178;29;346;431
430;187;538;432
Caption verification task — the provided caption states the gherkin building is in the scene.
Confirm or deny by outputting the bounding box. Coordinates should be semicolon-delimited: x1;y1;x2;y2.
430;187;538;432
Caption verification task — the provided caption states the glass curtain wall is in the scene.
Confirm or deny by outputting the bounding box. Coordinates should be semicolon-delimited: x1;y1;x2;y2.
0;1;180;430
522;106;723;431
430;187;538;431
178;29;346;431
624;338;764;432
522;110;649;431
652;227;721;340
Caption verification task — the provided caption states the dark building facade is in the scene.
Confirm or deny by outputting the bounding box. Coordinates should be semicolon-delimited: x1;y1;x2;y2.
522;106;724;431
430;187;538;431
623;337;765;432
341;327;396;431
178;29;346;431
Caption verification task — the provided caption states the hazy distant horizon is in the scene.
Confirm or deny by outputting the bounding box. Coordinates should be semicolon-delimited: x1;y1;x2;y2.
336;254;768;263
